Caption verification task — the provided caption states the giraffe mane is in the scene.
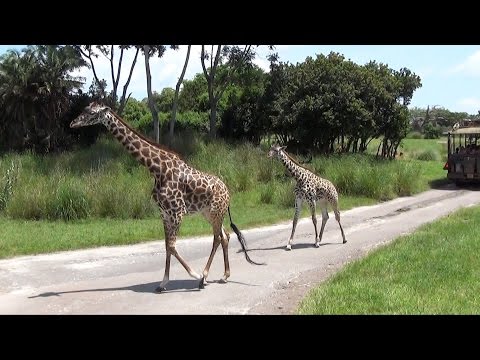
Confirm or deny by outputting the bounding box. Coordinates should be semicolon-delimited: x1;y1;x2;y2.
283;150;314;173
108;109;183;159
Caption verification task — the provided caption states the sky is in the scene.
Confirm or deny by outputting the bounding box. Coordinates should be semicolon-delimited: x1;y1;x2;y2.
1;45;480;115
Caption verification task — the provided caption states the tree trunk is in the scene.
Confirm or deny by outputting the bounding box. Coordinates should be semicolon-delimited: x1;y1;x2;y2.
144;45;160;142
117;47;139;116
169;45;191;145
209;100;217;139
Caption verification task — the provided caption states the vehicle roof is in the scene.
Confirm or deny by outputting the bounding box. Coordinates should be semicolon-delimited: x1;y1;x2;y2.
450;127;480;134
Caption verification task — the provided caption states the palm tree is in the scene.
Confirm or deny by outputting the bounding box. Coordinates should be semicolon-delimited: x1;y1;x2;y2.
0;48;36;149
0;45;86;151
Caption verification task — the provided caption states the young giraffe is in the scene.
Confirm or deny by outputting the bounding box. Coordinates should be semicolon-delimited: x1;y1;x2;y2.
70;102;263;292
267;144;347;250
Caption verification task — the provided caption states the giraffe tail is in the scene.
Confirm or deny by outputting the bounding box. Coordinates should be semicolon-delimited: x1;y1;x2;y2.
228;207;265;266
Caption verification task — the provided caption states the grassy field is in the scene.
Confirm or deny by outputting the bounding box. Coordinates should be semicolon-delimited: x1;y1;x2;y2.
297;205;480;314
368;137;447;162
0;136;447;259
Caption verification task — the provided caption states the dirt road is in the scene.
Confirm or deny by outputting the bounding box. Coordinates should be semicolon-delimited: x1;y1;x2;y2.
1;184;478;314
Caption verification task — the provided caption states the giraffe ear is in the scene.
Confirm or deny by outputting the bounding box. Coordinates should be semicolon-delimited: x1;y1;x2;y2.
280;146;287;151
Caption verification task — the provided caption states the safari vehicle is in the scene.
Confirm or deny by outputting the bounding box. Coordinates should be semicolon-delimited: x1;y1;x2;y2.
444;120;480;185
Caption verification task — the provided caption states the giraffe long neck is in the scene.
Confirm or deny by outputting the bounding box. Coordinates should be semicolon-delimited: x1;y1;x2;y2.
102;111;168;170
278;151;305;180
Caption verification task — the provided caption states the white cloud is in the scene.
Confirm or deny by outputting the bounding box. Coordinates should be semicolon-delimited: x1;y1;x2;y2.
416;66;434;79
456;97;480;114
451;50;480;76
253;56;271;72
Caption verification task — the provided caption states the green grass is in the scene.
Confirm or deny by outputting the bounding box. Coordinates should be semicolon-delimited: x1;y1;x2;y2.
0;191;375;259
297;205;480;314
0;136;447;259
367;137;447;162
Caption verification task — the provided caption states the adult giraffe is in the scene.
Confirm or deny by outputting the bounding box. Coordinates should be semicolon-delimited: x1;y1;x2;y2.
70;102;263;292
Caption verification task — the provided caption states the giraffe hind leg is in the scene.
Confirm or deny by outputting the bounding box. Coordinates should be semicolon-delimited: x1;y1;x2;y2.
219;226;230;283
202;232;221;286
309;200;319;247
201;211;229;285
318;204;329;246
334;209;347;244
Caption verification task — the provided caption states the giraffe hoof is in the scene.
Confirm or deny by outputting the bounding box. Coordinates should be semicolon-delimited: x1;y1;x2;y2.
285;245;292;251
198;277;205;289
219;278;228;284
314;242;320;248
343;240;348;244
155;286;167;293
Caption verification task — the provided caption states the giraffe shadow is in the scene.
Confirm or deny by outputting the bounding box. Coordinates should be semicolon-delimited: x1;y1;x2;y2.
205;279;259;287
241;242;338;252
27;277;259;299
27;280;202;298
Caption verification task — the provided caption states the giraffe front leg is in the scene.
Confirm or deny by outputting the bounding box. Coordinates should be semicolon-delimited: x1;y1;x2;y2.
156;220;172;293
163;212;203;290
287;197;303;251
156;246;171;293
170;247;203;281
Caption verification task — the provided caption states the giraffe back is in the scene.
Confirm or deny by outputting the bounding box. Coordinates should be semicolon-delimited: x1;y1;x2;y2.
152;157;230;219
294;168;339;206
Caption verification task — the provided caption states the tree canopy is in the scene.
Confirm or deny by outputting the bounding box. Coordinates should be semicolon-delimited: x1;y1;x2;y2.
0;45;427;159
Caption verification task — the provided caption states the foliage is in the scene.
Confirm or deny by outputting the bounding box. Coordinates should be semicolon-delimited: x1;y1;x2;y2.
200;45;262;138
253;53;422;158
423;122;442;139
0;45;431;159
74;45;141;115
0;45;88;152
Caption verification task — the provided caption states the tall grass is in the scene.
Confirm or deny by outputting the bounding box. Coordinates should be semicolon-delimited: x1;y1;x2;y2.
0;136;442;221
0;160;18;211
311;154;410;201
413;149;440;161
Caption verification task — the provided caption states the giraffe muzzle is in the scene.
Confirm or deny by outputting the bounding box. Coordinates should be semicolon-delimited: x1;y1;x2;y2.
70;119;84;128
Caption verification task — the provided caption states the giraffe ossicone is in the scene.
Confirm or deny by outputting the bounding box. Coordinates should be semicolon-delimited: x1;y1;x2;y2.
267;143;347;250
71;102;264;292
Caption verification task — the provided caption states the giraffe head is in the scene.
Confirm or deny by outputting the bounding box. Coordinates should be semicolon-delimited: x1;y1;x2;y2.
267;144;287;159
70;102;111;129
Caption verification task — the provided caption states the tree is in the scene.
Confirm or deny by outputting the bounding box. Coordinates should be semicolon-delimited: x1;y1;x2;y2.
141;45;167;142
73;45;107;100
218;64;267;143
424;122;442;139
156;88;175;112
74;45;140;115
257;52;421;158
169;45;191;145
178;73;209;112
0;45;86;152
200;45;257;138
122;97;150;125
396;67;422;106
